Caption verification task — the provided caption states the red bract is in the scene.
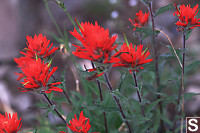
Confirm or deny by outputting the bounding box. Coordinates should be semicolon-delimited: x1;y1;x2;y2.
15;58;63;93
111;43;153;72
70;20;117;63
20;34;58;59
67;111;91;133
173;4;200;29
0;112;22;133
129;10;149;30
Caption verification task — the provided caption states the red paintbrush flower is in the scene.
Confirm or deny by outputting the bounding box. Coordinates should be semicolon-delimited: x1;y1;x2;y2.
0;112;22;133
174;4;200;29
111;43;153;72
14;57;35;81
70;20;117;63
67;111;91;133
15;58;63;93
129;10;149;30
20;34;58;59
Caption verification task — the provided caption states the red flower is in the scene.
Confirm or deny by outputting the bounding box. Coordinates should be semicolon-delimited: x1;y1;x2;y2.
173;4;200;29
20;34;58;59
129;10;149;30
67;111;91;133
0;112;22;133
70;20;117;63
111;43;153;72
15;58;63;93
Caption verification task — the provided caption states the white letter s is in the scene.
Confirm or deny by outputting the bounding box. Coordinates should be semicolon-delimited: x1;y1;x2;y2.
188;119;198;132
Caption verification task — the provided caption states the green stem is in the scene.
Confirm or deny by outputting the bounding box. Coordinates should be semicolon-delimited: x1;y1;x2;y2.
91;61;108;133
50;0;78;31
180;31;186;133
148;1;165;132
132;72;145;117
43;93;66;124
104;72;132;133
45;1;64;38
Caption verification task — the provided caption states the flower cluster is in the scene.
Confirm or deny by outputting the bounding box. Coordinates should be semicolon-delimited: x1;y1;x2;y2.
129;10;149;30
20;34;58;59
0;112;22;133
14;34;62;93
174;4;200;29
70;21;117;64
71;20;153;80
60;111;91;133
111;43;153;72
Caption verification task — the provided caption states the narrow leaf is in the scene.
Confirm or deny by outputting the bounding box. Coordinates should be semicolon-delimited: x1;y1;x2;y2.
145;99;163;113
155;4;175;17
185;61;200;74
185;29;192;40
85;105;119;112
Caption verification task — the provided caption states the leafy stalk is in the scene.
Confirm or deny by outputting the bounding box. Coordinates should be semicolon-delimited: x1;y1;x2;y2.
43;93;67;124
104;72;132;133
180;32;186;133
132;72;145;117
44;1;64;38
148;1;165;132
91;62;108;133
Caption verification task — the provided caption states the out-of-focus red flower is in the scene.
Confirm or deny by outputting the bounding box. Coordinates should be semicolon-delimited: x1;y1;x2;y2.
173;4;200;29
70;20;117;63
67;111;91;133
15;58;63;93
20;34;58;59
0;112;22;133
129;10;149;30
110;43;153;72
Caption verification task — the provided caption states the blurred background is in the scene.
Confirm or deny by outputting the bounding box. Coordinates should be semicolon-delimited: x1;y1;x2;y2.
0;0;200;131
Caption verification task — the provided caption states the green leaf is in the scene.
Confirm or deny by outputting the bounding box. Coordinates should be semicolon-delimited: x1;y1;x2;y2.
152;110;161;132
117;73;127;91
133;27;160;39
185;29;192;40
155;4;175;17
184;92;200;100
45;105;55;116
145;99;163;113
52;96;66;103
185;61;200;74
110;89;129;104
35;100;49;109
46;31;63;44
85;105;119;112
47;92;54;100
160;114;173;127
162;43;182;63
140;0;149;6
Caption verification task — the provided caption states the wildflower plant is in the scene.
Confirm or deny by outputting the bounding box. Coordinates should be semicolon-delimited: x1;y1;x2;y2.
10;1;200;133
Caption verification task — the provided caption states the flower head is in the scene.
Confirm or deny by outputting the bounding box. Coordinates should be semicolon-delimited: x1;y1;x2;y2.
0;112;22;133
15;58;63;93
67;111;91;133
70;20;117;63
129;10;149;30
173;4;200;29
20;34;58;59
111;43;153;72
